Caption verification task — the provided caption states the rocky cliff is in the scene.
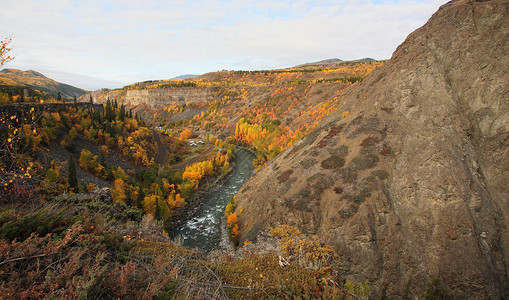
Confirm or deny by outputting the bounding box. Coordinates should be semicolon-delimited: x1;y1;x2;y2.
234;0;509;298
124;87;217;110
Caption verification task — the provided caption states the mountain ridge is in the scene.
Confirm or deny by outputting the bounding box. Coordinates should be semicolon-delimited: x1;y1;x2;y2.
0;68;88;98
170;74;199;80
296;57;376;67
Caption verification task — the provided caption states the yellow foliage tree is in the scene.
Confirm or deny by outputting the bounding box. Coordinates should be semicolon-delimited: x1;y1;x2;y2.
143;195;158;215
182;159;215;183
158;197;171;221
167;192;186;209
179;129;192;141
226;213;238;234
112;166;128;181
161;178;174;194
111;178;127;204
0;38;13;67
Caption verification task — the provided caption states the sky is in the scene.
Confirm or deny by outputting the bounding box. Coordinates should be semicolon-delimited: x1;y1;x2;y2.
1;0;448;91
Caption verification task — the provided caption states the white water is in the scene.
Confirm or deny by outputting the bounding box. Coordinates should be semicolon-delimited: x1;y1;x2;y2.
172;149;255;252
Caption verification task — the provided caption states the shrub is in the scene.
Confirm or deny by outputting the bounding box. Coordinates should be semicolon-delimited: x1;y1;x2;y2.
372;169;389;180
424;278;453;300
345;280;371;300
321;155;345;169
351;154;378;170
79;149;105;177
270;225;336;270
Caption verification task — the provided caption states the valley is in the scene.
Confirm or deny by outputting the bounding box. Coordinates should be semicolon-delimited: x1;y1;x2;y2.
0;52;381;299
0;0;508;299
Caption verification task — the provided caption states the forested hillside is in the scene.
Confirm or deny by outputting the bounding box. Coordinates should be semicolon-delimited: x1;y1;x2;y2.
84;60;383;167
0;99;366;298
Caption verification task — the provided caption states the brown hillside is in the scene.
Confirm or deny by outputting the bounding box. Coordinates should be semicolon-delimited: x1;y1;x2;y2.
234;0;509;298
0;69;88;98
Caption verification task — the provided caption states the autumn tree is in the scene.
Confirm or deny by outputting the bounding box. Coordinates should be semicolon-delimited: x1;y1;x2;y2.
79;149;105;177
112;178;127;204
182;159;214;184
112;166;128;181
167;192;185;209
226;212;240;243
179;129;192;141
143;195;158;216
0;38;13;67
225;197;240;243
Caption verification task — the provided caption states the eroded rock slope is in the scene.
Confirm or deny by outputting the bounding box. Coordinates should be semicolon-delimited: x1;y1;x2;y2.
235;0;509;298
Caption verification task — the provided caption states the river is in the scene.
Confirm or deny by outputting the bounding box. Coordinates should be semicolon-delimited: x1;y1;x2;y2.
172;148;255;252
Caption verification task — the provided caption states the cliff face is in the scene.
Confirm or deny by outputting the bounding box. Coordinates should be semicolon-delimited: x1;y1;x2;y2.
234;0;509;298
124;87;217;110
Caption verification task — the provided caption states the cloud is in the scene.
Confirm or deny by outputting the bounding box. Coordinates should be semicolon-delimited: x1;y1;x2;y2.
0;0;447;90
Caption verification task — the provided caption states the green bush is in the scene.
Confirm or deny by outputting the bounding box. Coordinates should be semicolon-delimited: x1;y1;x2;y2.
0;208;74;242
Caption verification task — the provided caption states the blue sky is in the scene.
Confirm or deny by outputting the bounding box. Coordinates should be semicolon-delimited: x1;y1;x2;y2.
1;0;447;90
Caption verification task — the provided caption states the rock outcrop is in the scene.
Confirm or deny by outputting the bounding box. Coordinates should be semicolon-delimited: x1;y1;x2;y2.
124;87;217;110
234;0;509;298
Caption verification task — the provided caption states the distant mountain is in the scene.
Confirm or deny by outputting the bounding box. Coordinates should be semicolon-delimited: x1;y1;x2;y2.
0;69;88;98
347;57;376;63
170;74;200;80
296;58;343;67
297;57;376;67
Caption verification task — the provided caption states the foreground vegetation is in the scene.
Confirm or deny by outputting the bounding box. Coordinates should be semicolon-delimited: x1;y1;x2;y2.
0;188;373;299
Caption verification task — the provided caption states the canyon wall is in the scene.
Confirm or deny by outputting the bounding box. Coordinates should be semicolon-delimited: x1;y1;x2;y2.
234;0;509;298
124;87;217;110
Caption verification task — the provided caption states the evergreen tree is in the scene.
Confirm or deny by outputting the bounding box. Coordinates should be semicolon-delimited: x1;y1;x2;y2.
136;186;144;209
73;96;77;104
105;98;114;122
57;92;62;102
89;94;93;104
125;188;131;206
91;108;102;124
119;103;126;121
99;152;106;168
155;197;160;220
68;154;78;192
